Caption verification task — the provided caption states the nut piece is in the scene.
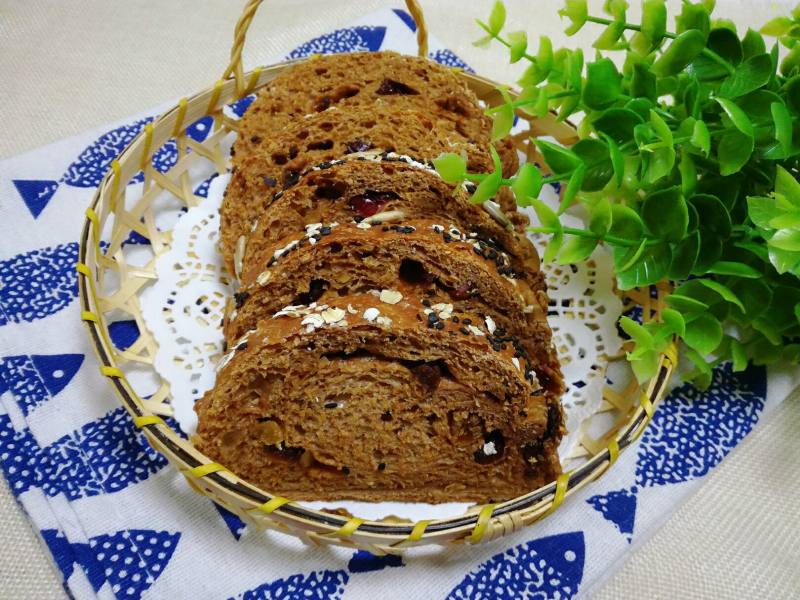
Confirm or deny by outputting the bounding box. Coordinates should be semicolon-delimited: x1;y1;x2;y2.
258;420;283;445
256;270;272;286
363;307;380;322
321;307;346;324
379;289;403;305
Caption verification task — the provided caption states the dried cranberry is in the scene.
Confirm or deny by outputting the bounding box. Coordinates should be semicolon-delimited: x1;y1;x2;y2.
451;283;474;300
344;139;373;154
376;78;419;95
348;190;399;217
411;363;442;391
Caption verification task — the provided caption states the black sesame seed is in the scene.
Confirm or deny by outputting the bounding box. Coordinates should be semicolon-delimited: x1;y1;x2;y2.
353;215;365;223
427;313;439;325
236;341;248;352
434;321;445;330
267;257;277;267
324;402;338;409
320;226;332;235
195;298;202;305
462;318;472;325
459;326;470;335
222;341;228;352
451;316;460;323
378;462;386;471
342;467;350;476
422;299;431;307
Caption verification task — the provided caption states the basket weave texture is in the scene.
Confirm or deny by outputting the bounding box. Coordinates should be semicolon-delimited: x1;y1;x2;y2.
76;0;676;553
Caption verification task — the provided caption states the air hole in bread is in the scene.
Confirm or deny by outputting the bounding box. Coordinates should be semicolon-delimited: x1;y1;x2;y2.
297;130;309;140
288;145;299;159
264;443;304;462
306;139;334;151
271;152;288;165
319;122;334;132
376;78;420;95
314;67;328;75
474;430;505;464
294;278;329;305
328;242;343;253
313;180;348;199
398;258;432;285
409;361;445;391
332;84;360;101
437;96;470;117
361;120;376;128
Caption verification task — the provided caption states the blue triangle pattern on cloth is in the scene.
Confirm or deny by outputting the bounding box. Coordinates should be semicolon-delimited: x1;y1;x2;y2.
186;116;214;143
446;531;586;599
0;354;84;416
12;180;59;218
587;488;637;543
392;8;417;31
62;118;152;188
636;363;766;488
0;242;79;327
228;95;256;118
287;26;387;58
231;570;349;600
123;230;151;245
214;503;246;540
108;320;140;351
42;528;180;597
0;407;167;501
194;173;219;199
428;49;475;73
347;550;404;573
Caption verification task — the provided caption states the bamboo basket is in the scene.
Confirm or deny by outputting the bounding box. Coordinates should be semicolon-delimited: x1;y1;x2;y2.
76;0;676;554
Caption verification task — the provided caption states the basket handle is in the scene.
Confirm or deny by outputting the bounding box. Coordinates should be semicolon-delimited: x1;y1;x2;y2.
222;0;430;97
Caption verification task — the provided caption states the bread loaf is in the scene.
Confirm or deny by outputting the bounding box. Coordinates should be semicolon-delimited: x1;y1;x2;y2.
195;293;562;503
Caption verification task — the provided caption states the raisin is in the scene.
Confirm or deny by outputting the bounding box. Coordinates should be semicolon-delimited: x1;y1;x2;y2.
411;363;442;391
348;190;399;217
344;139;373;154
376;78;419;95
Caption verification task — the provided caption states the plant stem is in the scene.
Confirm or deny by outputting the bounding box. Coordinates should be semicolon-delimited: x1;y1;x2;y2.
528;225;655;247
585;16;736;75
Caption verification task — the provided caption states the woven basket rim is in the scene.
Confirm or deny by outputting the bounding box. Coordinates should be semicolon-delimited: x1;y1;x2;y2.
76;59;676;549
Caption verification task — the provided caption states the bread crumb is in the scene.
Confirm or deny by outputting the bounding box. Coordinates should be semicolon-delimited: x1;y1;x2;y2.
379;289;403;305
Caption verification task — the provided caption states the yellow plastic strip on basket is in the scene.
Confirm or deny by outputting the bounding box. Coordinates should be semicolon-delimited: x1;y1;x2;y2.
255;496;291;514
172;98;189;137
326;517;365;538
607;438;620;466
468;504;496;544
100;366;125;379
640;392;655;419
186;462;230;478
85;207;100;247
407;519;431;543
545;473;570;515
109;160;122;209
139;123;154;172
80;311;99;323
132;415;165;428
206;80;224;114
663;343;678;367
75;262;91;278
244;66;262;94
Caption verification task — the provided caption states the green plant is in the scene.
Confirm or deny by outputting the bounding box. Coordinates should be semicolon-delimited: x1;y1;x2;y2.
434;0;800;387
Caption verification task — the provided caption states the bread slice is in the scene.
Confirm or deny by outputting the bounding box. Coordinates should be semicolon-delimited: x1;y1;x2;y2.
233;51;517;175
194;293;562;503
226;217;562;399
228;156;533;280
220;106;519;274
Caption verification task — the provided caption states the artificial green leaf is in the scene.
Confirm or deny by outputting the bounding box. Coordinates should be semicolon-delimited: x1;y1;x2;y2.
491;103;515;142
529;198;561;230
729;278;772;322
603;133;625;187
512;163;543;205
572;138;614;191
775;165;800;203
559;0;588;36
781;45;800;77
665;293;709;313
473;33;494;49
630;348;660;382
753;316;782;344
716;97;755;136
662;307;686;337
684;313;723;354
717;130;754;175
544;231;564;263
609;204;645;240
631;62;658;102
760;16;794;37
594;21;627;50
676;1;711;36
589;196;612;235
683;347;713;389
488;1;506;34
432;153;467;183
642;186;689;242
556;235;598;263
559;163;586;213
785;75;800;112
707;27;743;64
768;245;800;273
668;231;701;279
537;35;554;73
583;58;622;109
616;242;672;289
768;211;800;228
691;119;711;156
646;145;677;183
619;316;655;348
718;54;773;98
737;90;784;124
771;102;793;156
627;97;654;121
679;151;697;196
615;238;648;271
653;29;707;76
508;30;528;63
470;147;503;204
768;228;800;251
694;278;746;311
706;261;762;277
536;139;582;174
742;28;767;58
693;231;724;273
593;108;644;144
747;194;791;228
641;0;667;46
730;338;747;371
